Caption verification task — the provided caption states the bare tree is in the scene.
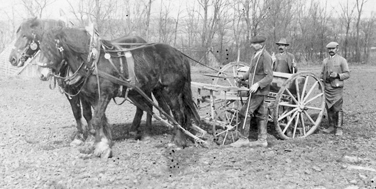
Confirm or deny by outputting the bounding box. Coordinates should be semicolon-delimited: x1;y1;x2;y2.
361;14;376;63
355;0;368;62
338;0;356;59
265;0;294;52
21;0;56;18
145;0;154;39
173;3;183;46
66;0;118;38
197;0;229;64
158;0;173;43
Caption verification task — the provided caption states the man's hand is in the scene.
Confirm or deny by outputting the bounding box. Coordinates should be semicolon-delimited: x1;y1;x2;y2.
329;72;339;78
272;52;276;62
250;83;259;93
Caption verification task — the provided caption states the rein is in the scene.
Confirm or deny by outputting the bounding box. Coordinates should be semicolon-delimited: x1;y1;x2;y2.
48;56;89;97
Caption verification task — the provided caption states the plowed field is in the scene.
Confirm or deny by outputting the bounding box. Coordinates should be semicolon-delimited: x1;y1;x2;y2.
1;65;376;189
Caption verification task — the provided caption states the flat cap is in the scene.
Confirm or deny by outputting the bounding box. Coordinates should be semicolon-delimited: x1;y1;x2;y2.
250;35;266;44
326;41;339;48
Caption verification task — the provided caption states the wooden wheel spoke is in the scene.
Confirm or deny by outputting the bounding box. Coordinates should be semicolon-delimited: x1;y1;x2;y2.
279;108;290;118
222;131;229;145
304;93;323;105
279;102;299;108
295;78;301;102
292;112;300;138
278;107;298;121
285;88;299;105
305;106;323;111
300;113;307;136
215;129;228;137
303;111;316;125
282;111;299;134
232;66;236;78
222;74;234;86
303;81;318;102
300;76;309;101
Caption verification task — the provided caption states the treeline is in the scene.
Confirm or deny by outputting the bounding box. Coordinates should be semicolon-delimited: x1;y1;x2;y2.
1;0;375;65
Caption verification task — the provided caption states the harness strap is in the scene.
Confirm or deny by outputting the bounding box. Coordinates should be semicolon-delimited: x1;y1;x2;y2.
124;51;137;86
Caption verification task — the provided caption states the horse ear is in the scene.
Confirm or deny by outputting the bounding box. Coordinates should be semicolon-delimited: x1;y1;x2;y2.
30;17;40;28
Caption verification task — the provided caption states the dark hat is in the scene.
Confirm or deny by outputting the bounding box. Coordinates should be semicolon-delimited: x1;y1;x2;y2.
326;42;339;48
276;38;289;46
250;35;266;44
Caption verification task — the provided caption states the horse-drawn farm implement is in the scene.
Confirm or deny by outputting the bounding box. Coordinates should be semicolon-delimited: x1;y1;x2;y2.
191;61;326;145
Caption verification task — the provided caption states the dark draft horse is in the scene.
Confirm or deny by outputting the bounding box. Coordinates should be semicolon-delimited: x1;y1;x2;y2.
8;18;169;147
38;27;200;158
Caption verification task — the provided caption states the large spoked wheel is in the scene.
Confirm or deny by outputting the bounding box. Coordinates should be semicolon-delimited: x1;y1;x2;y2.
273;72;325;140
210;61;248;145
212;61;247;86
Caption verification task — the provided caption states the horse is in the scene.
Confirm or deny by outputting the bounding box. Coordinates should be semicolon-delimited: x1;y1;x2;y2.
8;18;170;147
38;27;200;158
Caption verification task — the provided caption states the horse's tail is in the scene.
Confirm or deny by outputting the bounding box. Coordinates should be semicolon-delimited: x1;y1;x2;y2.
182;66;201;126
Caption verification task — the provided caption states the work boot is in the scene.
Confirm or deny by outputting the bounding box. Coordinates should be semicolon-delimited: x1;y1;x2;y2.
322;126;335;134
230;118;250;148
230;137;250;148
249;120;268;148
335;111;343;136
323;111;335;134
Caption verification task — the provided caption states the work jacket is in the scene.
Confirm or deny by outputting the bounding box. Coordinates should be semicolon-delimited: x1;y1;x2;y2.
320;54;350;107
242;49;273;96
273;52;296;73
320;54;350;88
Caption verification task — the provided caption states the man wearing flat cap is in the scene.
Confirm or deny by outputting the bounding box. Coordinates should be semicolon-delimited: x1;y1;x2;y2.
272;38;297;73
231;35;273;148
320;41;350;136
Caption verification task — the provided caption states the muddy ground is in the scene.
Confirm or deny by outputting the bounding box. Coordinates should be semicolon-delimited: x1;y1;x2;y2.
1;65;376;189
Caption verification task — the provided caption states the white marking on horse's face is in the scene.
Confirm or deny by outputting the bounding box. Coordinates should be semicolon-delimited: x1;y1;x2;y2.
38;67;52;80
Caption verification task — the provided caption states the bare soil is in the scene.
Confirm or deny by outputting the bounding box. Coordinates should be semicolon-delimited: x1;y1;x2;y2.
1;65;376;189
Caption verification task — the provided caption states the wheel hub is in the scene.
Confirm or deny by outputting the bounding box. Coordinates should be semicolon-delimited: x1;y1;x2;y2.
298;103;305;112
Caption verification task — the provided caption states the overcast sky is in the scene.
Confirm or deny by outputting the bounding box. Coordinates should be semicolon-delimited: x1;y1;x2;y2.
0;0;375;22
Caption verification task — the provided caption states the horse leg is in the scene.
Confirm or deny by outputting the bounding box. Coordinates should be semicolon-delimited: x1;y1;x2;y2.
81;96;93;140
129;107;144;138
129;94;153;140
67;95;85;147
91;95;112;158
153;89;171;119
164;92;187;148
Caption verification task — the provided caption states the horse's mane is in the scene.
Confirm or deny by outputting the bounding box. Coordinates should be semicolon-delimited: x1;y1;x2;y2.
18;18;66;39
40;28;90;63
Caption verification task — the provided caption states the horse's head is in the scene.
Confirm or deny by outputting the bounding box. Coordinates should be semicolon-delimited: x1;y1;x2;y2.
9;18;66;68
9;18;42;67
38;27;91;77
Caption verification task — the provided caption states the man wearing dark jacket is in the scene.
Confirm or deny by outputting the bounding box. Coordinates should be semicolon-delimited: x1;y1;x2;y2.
272;38;297;73
230;35;273;148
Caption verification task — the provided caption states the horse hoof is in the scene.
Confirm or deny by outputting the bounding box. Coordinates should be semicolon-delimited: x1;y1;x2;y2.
85;135;95;146
142;134;152;141
78;145;94;154
94;138;112;158
166;143;182;150
70;138;84;147
129;131;137;137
